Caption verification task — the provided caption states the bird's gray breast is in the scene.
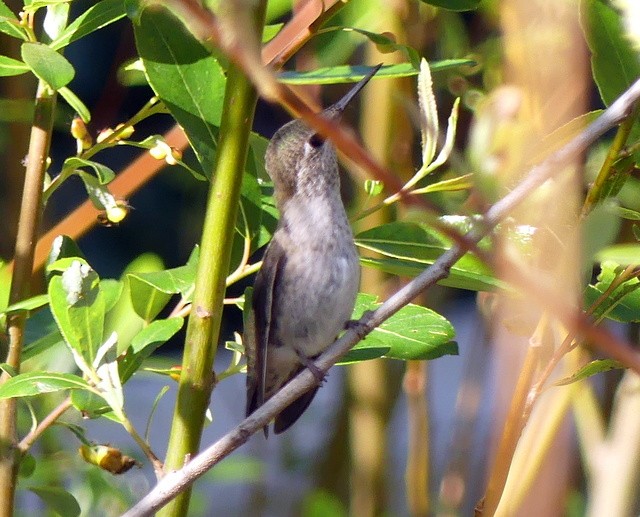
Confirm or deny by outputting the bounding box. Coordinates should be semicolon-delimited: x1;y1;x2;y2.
271;231;360;358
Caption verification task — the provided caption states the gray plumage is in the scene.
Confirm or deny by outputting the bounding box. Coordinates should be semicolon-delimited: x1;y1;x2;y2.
245;66;380;434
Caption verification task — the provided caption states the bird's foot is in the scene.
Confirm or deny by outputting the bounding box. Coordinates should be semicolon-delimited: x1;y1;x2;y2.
296;351;325;384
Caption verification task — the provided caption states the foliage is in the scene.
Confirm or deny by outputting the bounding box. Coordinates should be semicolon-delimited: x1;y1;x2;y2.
0;0;639;515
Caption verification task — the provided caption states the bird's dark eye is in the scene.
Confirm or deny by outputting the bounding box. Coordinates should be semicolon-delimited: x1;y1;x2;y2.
308;133;324;148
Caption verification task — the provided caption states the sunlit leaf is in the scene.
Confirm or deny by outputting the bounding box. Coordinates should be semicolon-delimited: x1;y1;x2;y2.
0;1;28;40
48;261;105;365
50;0;127;50
278;60;475;84
585;260;640;322
356;221;501;292
555;359;625;386
133;6;226;177
21;42;74;90
0;372;93;398
0;55;29;76
58;86;90;123
339;293;457;363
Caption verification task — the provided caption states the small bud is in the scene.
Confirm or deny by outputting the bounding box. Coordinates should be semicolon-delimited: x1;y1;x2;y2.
97;200;131;226
70;117;88;140
106;201;129;224
149;139;181;165
166;147;182;165
149;144;167;160
169;365;182;382
96;128;114;144
115;123;135;140
79;444;139;475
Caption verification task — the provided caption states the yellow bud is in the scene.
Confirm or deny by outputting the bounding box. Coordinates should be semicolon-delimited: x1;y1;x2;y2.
115;123;135;140
149;144;167;160
70;117;89;140
79;444;138;475
96;128;114;144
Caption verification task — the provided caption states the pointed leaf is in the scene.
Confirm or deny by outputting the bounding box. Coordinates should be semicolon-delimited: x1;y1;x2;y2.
555;359;625;386
64;157;115;184
0;372;93;398
356;222;502;292
133;7;225;177
424;97;460;173
278;60;475;84
50;0;127;50
0;55;29;76
585;260;640;322
58;86;90;123
0;1;28;40
418;0;481;11
418;58;438;167
120;317;184;383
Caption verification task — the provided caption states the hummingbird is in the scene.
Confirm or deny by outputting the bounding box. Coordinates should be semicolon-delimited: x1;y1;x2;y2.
245;65;381;435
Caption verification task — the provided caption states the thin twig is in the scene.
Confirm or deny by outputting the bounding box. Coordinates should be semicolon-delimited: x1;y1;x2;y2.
18;397;73;453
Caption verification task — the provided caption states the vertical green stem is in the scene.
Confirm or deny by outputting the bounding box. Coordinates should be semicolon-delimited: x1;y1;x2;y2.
0;81;57;517
158;5;266;516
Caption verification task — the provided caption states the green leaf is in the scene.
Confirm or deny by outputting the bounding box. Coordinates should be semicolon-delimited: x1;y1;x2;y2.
131;317;183;355
70;389;111;419
101;279;123;313
585;260;640;322
0;372;93;398
615;207;640;221
0;1;28;40
596;244;640;265
554;359;625;386
63;157;115;184
75;171;118;211
581;0;640;163
46;236;86;280
0;294;49;315
119;317;183;383
419;0;481;11
581;0;640;107
302;490;347;517
262;22;283;43
58;86;90;122
50;0;127;50
27;486;81;517
48;261;105;365
342;27;420;67
355;221;502;292
19;453;36;478
20;42;74;90
0;55;29;76
340;293;457;363
133;6;226;177
278;60;475;84
126;275;171;322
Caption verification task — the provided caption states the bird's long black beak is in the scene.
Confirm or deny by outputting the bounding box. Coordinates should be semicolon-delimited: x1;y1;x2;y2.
325;64;383;117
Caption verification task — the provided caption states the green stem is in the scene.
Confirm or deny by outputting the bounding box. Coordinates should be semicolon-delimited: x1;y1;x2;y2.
0;81;57;517
158;6;266;516
581;104;639;217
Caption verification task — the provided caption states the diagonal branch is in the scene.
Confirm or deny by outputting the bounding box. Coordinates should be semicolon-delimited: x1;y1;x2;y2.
120;76;640;517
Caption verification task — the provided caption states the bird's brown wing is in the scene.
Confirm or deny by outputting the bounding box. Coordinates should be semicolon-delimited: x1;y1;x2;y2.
246;238;286;422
